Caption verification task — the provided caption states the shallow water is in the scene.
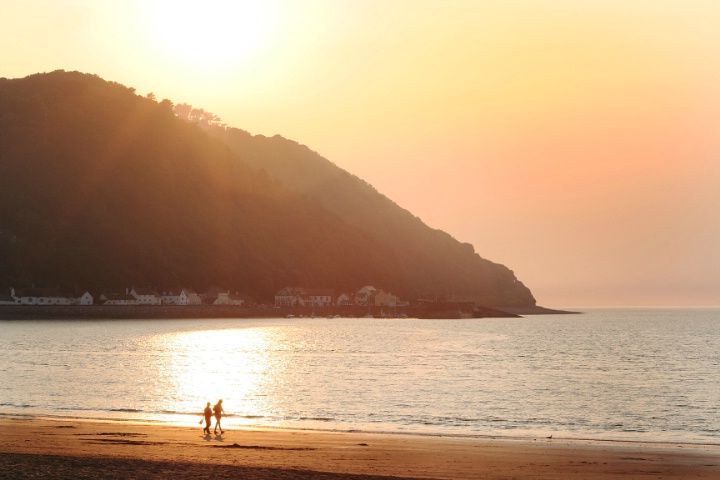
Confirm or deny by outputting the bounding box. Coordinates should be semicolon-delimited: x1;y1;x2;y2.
1;308;718;444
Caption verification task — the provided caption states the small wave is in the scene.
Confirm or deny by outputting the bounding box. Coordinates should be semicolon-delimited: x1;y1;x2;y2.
425;416;481;425
0;403;34;409
159;410;245;418
159;410;194;416
110;408;144;413
299;417;333;422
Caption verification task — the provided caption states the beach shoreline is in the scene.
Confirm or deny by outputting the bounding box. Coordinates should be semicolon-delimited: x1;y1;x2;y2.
1;417;717;479
2;412;719;449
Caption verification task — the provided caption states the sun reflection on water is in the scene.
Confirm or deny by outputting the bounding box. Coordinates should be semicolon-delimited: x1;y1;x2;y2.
3;313;720;442
141;327;285;427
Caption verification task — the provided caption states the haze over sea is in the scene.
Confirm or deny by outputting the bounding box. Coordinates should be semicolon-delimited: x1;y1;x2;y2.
1;308;718;445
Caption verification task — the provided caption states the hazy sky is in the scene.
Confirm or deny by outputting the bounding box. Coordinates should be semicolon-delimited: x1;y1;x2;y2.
2;0;719;307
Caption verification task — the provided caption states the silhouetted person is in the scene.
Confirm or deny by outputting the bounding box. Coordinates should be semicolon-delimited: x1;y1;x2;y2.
213;399;225;434
203;402;212;434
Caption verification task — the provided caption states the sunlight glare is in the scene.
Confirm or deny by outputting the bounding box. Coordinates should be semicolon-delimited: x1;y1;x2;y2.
142;327;283;426
143;0;278;70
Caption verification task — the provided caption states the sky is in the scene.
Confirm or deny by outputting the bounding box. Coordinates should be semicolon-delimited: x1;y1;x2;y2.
2;0;719;307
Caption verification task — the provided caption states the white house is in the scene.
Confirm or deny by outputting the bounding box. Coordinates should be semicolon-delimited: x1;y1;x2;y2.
99;293;137;305
14;288;76;305
274;287;306;307
203;286;231;305
355;286;377;306
211;291;230;305
76;291;94;305
161;290;189;305
306;289;333;308
373;290;400;307
183;289;202;305
336;292;354;306
130;287;162;305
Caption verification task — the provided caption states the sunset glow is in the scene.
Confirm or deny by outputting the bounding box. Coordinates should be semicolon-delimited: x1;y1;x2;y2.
1;0;719;306
139;1;280;71
143;327;278;427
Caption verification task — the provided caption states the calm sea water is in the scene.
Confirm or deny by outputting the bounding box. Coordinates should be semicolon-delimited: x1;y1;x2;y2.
1;308;718;444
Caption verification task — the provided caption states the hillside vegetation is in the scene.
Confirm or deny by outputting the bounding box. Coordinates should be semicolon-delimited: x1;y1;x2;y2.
0;71;535;306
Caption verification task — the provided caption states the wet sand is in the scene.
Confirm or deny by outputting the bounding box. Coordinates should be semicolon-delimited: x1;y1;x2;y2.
0;417;718;479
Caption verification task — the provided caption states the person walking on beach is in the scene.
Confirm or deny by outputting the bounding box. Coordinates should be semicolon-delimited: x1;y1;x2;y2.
213;399;225;434
202;402;212;435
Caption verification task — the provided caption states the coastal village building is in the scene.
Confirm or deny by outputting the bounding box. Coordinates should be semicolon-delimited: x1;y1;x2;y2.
213;291;230;305
203;286;231;305
130;288;161;305
227;293;247;306
11;288;93;306
306;289;334;308
336;292;354;306
274;287;307;307
22;289;74;305
0;292;18;305
184;289;202;305
373;290;400;307
2;284;405;310
0;288;20;305
272;286;405;308
76;292;94;305
355;286;377;306
161;290;190;306
99;293;137;305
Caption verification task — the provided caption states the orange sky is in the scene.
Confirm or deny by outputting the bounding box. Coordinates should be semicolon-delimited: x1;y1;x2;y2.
2;0;719;306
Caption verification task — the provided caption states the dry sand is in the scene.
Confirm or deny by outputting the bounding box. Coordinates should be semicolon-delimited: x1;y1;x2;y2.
0;417;718;479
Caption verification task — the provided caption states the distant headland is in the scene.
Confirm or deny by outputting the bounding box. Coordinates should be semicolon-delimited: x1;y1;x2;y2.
1;285;576;320
3;70;538;310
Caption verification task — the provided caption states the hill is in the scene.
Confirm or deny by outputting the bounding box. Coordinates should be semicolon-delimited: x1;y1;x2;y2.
0;71;536;306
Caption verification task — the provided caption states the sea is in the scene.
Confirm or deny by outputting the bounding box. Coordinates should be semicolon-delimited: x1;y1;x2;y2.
1;308;718;445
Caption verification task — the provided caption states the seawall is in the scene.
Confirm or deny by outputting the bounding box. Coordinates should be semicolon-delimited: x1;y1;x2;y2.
0;304;528;320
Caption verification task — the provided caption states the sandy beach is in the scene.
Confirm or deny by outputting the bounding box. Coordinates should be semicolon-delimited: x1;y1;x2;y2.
0;417;718;479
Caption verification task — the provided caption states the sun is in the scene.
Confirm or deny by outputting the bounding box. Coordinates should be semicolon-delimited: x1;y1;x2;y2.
142;0;278;70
